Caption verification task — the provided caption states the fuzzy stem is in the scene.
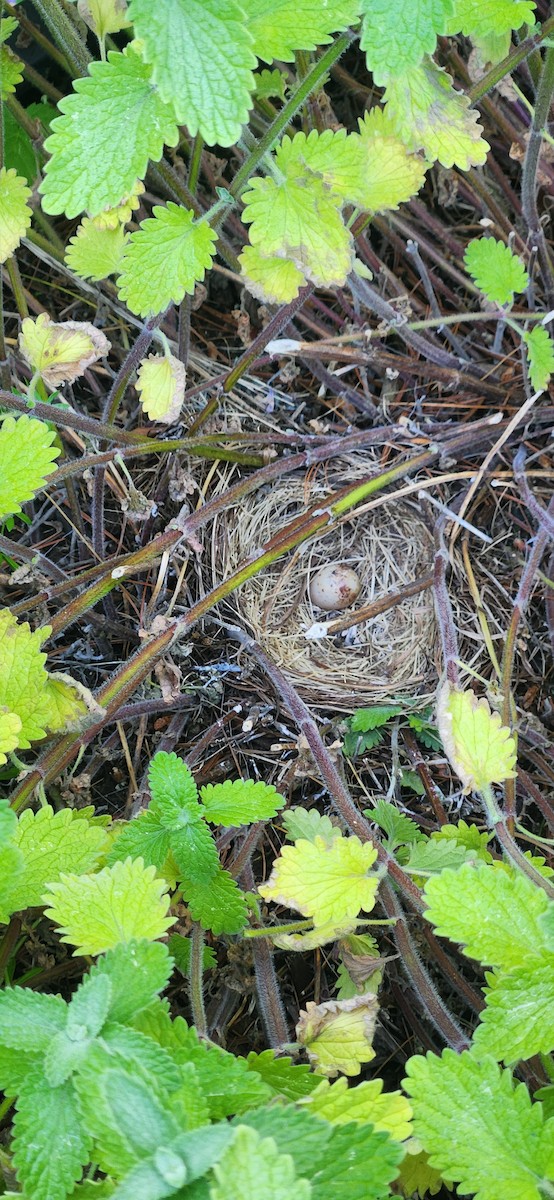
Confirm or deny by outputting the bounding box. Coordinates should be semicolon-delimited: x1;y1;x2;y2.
30;0;91;77
468;14;554;103
188;922;207;1037
521;46;554;306
242;867;289;1047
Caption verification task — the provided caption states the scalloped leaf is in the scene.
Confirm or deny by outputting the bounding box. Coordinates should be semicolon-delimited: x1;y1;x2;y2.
244;1050;319;1100
182;866;249;936
12;1074;91;1200
241;173;353;289
40;48;179;218
129;0;256;146
360;0;453;84
135;352;186;423
212;1125;311;1200
0;415;60;520
259;834;379;927
472;959;554;1063
274;128;367;205
356;109;427;211
423;862;552;969
0;610;88;756
43;857;174;955
5;805;108;912
464;237;529;305
200;778;286;826
296;995;378;1077
1;45;23;99
436;682;517;793
405;1049;554;1200
384;58;489;169
19;313;111;386
245;0;359;62
282;807;341;846
449;0;535;37
524;325;554;392
117;203;217;317
302;1076;413;1140
0;168;32;263
239;244;307;303
65;218;128;281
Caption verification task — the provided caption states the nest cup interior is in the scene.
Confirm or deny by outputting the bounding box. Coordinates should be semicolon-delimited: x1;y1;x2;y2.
214;457;439;709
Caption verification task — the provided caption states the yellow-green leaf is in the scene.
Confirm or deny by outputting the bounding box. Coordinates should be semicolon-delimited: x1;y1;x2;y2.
356;108;427;211
524;325;554;393
241;173;353;289
117;203;217;317
43;857;174;955
259;834;379;927
302;1075;413;1140
436;682;517;793
0;415;60;520
0;168;32;263
65;217;128;281
19;312;111;386
296;995;378;1077
384;58;489;170
239;245;307;303
0;709;22;765
135;352;186;423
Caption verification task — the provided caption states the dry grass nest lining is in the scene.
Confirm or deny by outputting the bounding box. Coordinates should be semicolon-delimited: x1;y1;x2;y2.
212;455;439;709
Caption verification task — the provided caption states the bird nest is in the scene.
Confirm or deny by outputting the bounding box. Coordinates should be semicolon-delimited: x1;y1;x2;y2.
212;455;438;709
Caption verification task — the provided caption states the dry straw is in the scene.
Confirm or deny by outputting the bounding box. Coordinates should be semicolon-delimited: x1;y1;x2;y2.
212;453;438;709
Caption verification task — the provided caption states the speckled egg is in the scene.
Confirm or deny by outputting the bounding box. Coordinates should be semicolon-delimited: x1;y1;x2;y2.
309;564;362;611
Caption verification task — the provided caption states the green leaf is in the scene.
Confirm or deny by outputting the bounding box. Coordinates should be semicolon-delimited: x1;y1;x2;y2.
12;1074;91;1200
74;1053;180;1177
405;1049;554;1200
128;0;256;146
239;246;307;303
3;107;37;183
260;834;379;926
350;705;404;732
244;0;359;61
7;805;107;910
365;799;424;850
431;819;493;862
0;168;32;263
407;710;441;750
0;987;66;1053
90;939;173;1023
211;1125;311;1200
296;995;378;1078
384;58;489;169
360;0;453;84
423;863;552;969
43;857;174;955
282;807;340;846
168;934;216;978
472;959;554;1062
171;819;220;888
241;173;353;289
274;128;367;206
1;45;23;99
449;0;535;38
234;1105;332;1177
302;1076;413;1141
395;1146;444;1198
244;1051;319;1100
0;415;60;520
117;204;217;317
464;237;529;305
183;866;248;935
200;778;286;826
107;810;172;871
66;218;128;282
0;610;88;765
149;751;199;809
40;48;179;217
403;838;476;876
307;1122;404;1200
524;325;554;392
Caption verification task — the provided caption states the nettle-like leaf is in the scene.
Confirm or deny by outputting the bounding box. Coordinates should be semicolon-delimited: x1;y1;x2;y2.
244;1050;319;1101
296;995;378;1078
356;109;427;211
65;218;128;282
1;45;23;99
472;960;554;1062
238;245;307;303
0;414;60;521
365;799;425;851
259;833;379;926
245;0;360;61
274;128;368;207
0;168;32;263
449;0;536;38
129;0;256;146
212;1125;311;1200
19;313;111;387
384;58;489;170
524;325;554;392
117;204;217;317
395;1146;444;1199
135;352;186;423
0;610;89;761
360;0;453;84
405;1049;554;1200
464;237;529;305
183;867;249;936
282;806;340;846
3;805;108;913
431;819;493;862
423;862;552;969
40;48;179;218
43;857;174;955
12;1072;91;1200
241;172;353;290
200;778;286;826
436;682;517;793
302;1076;412;1141
90;938;174;1025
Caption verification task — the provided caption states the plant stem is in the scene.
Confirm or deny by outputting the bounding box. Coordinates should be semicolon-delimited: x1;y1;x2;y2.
30;0;91;77
188;922;207;1037
242;865;289;1047
521;46;554;306
468;14;554;103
